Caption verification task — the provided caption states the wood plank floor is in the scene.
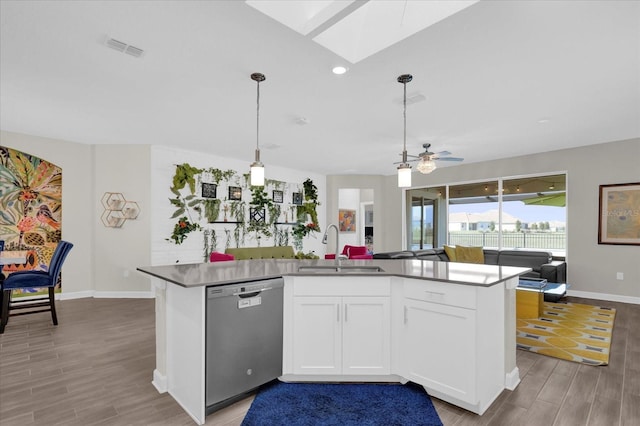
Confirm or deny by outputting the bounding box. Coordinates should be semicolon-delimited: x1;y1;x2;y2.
0;296;637;425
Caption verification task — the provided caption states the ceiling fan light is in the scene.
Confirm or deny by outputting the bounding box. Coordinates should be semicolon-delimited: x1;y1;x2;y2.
397;163;412;187
417;158;437;174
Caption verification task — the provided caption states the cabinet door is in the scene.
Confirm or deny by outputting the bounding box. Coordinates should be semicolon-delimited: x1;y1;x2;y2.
403;298;477;404
292;296;342;374
342;297;391;375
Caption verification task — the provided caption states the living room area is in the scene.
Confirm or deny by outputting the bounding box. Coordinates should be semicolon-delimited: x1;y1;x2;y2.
1;1;639;425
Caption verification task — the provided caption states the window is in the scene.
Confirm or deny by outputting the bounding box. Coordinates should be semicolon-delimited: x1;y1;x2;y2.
405;174;567;257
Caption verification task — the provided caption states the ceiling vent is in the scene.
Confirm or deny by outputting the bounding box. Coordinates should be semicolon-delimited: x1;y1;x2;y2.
105;37;145;58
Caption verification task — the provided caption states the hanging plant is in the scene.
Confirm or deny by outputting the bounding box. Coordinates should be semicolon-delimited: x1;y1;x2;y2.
167;216;201;245
170;163;202;196
203;198;221;223
229;200;246;247
205;168;236;184
292;178;321;248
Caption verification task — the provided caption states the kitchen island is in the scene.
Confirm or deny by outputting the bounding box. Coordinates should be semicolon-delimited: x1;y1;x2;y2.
138;258;530;425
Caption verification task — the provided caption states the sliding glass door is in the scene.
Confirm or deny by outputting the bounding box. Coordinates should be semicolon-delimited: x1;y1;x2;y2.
405;173;567;257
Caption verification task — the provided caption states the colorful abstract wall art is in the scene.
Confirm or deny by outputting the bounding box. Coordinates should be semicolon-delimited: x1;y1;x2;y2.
0;146;63;294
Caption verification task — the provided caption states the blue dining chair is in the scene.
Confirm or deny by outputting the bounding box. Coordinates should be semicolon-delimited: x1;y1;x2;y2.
0;241;73;333
0;240;5;281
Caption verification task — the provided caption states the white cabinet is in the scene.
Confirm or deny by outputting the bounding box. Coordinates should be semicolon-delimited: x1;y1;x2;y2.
292;296;342;374
402;298;476;403
399;278;505;414
292;296;390;375
287;277;391;376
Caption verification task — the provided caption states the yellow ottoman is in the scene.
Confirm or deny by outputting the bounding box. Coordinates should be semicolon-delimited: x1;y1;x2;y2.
516;288;543;319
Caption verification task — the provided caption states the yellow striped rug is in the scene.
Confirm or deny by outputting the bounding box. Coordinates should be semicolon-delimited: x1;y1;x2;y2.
516;302;616;365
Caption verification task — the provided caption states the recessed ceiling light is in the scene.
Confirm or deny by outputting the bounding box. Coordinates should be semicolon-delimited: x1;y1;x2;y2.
332;66;348;75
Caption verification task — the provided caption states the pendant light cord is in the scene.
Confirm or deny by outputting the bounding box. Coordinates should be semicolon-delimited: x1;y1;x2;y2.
256;78;260;151
403;79;407;153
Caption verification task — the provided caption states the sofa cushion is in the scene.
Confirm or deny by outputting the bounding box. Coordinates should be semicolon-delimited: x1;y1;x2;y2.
225;246;295;260
497;250;551;272
443;245;457;262
455;246;485;264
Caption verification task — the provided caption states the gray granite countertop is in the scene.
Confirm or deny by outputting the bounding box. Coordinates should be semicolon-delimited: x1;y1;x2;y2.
137;258;530;288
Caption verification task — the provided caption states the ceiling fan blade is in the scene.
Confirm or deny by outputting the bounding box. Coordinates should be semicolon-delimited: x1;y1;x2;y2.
393;159;419;164
434;150;451;156
435;157;464;162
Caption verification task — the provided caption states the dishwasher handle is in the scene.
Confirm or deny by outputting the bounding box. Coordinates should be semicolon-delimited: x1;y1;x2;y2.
233;286;273;298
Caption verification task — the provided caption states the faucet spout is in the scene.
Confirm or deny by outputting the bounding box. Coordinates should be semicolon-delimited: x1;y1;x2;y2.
323;224;340;265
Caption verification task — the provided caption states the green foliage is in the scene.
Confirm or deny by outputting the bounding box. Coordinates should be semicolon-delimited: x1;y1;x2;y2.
204;168;235;184
167;217;201;245
203;199;221;222
170;163;202;195
294;251;319;259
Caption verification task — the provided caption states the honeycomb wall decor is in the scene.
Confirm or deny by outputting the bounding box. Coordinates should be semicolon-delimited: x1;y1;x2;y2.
101;192;140;228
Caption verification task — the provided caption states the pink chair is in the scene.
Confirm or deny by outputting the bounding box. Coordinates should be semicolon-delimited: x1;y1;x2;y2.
325;245;372;260
210;252;235;262
346;245;373;260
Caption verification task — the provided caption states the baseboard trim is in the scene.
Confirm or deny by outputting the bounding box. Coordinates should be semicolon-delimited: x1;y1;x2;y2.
94;291;154;299
505;367;521;390
59;291;95;300
152;369;168;393
568;290;639;305
59;290;154;300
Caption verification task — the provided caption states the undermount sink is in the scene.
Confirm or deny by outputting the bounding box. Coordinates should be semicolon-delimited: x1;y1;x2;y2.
297;265;385;274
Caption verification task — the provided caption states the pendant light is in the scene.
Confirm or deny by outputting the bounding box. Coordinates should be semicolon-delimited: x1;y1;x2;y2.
397;74;412;188
250;72;266;186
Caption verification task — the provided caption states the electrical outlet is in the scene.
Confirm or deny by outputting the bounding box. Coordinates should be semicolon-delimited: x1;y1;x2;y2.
616;272;624;280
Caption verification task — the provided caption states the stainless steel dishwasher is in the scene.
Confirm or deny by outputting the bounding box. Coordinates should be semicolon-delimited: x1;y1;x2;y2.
205;277;283;414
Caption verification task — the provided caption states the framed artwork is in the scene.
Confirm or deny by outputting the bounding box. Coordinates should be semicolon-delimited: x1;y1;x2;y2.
339;209;356;232
228;186;242;201
598;182;640;245
201;183;217;199
273;190;284;203
292;192;303;205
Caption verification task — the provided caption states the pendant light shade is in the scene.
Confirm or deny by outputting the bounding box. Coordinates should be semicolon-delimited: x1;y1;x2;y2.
250;72;266;186
397;164;412;187
397;74;413;188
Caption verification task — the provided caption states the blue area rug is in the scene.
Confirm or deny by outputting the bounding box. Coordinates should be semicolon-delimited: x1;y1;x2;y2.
241;381;443;426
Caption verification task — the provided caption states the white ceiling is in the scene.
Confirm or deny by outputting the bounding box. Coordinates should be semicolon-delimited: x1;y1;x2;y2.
1;1;639;177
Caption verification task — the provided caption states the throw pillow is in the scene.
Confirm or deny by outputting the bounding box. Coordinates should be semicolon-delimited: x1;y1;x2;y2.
455;246;485;264
443;245;457;262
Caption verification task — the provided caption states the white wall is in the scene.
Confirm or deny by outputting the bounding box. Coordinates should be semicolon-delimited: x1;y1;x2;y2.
94;144;152;295
150;146;327;265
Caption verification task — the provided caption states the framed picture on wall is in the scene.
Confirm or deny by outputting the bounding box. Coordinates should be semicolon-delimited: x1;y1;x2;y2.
201;183;217;199
272;190;284;203
228;186;242;201
292;192;303;205
598;182;640;245
339;209;356;232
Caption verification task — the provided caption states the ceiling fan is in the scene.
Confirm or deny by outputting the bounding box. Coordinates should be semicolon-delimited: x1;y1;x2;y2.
404;143;464;174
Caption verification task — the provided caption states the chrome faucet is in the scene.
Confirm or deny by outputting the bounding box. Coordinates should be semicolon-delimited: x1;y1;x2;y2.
322;224;340;266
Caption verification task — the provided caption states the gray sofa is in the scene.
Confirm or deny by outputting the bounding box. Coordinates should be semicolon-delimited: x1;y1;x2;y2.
374;248;566;283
